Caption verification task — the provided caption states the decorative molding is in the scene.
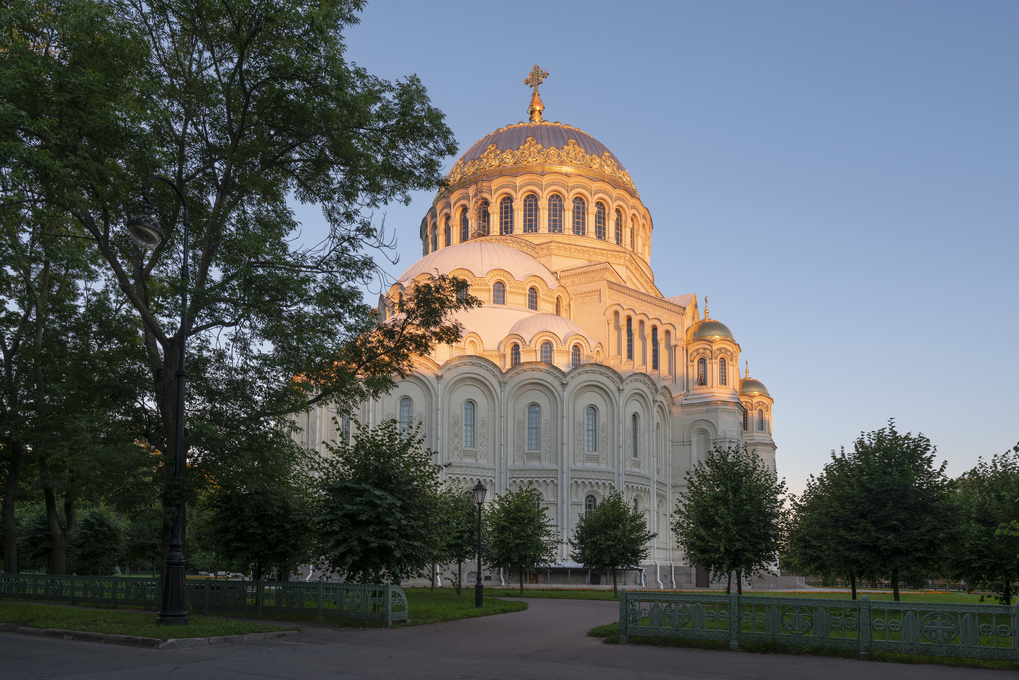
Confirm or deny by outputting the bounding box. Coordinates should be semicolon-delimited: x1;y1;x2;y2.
599;424;608;466
574;420;584;464
542;419;551;463
479;417;489;462
450;414;462;461
515;418;525;464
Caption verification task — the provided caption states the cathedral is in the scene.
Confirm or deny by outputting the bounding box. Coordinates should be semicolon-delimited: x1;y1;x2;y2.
298;67;777;589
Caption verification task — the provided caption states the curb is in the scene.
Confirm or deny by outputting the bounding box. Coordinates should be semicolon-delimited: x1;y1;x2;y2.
0;623;299;649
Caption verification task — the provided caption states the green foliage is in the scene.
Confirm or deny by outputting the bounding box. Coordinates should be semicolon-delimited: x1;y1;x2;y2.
569;492;656;596
316;419;445;584
435;486;478;596
954;442;1019;604
484;486;560;595
830;420;955;601
15;507;57;572
672;443;787;593
70;506;124;575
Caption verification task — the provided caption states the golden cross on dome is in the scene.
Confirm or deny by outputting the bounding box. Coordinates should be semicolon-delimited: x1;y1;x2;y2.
524;65;549;123
524;65;549;94
703;296;709;319
745;360;750;379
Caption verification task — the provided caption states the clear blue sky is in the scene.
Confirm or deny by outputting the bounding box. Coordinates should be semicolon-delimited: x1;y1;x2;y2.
294;0;1019;495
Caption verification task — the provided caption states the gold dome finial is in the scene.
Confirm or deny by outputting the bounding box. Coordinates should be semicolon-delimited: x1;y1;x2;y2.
524;64;549;123
745;360;750;379
703;295;709;319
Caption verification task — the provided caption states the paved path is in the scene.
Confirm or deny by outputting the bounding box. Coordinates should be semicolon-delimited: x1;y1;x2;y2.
1;598;1006;679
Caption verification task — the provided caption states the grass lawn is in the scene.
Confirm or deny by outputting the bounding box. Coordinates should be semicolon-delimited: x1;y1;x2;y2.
399;588;527;625
0;601;293;640
587;621;1016;671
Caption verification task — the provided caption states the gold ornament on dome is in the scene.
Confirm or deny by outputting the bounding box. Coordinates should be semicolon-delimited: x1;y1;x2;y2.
445;133;639;198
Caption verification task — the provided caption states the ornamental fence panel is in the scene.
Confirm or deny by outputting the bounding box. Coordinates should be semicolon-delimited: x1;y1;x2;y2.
618;590;1019;665
1;572;408;627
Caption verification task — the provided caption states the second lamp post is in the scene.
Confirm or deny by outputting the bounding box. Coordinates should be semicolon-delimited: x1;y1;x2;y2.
472;482;486;607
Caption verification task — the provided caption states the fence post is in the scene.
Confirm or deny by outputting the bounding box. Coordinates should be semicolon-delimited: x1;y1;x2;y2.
618;589;628;644
256;578;264;619
154;573;160;611
383;585;392;628
729;592;740;651
1012;601;1019;668
859;596;870;659
316;580;325;623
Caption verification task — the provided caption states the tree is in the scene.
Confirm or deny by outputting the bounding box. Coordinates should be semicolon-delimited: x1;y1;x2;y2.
485;486;559;596
436;487;478;596
2;0;466;578
672;443;786;595
71;506;124;576
833;420;955;601
316;419;445;584
569;492;655;597
953;444;1019;604
786;456;870;599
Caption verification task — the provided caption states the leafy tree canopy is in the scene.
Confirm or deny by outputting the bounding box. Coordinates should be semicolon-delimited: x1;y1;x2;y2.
672;443;786;594
569;492;655;597
485;485;559;595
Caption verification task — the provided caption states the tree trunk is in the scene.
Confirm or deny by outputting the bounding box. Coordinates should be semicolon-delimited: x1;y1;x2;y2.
736;572;742;596
39;451;77;575
850;572;857;600
612;568;618;598
1;441;25;572
456;561;462;596
891;567;900;602
1004;580;1011;607
430;564;436;592
519;568;525;596
726;570;732;595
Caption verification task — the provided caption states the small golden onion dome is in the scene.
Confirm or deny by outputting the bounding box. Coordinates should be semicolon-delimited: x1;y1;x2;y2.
687;318;734;342
740;378;770;397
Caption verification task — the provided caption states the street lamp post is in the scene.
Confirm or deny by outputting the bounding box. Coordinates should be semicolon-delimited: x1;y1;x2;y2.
472;482;487;608
126;175;191;626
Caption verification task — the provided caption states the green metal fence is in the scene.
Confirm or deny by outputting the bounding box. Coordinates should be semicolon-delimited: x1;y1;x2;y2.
0;572;408;627
618;590;1019;664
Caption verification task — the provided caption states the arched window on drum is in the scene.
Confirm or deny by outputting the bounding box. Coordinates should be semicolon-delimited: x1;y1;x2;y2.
443;216;451;247
527;404;541;451
571;345;581;368
585;494;597;515
477;200;490;236
493;281;506;305
540;341;553;364
460;208;470;242
548;194;563;233
499;196;513;235
631;413;639;458
696;357;707;386
758;409;765;431
527;287;539;311
522;194;538;233
614;209;623;245
510;343;521;367
572;197;586;236
719;357;727;386
585;406;597;453
594;202;607;240
399;397;413;434
463;401;476;449
651;327;659;371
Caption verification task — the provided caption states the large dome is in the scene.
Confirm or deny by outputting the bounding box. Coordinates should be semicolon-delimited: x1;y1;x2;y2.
397;240;559;289
507;314;591;345
443;121;638;197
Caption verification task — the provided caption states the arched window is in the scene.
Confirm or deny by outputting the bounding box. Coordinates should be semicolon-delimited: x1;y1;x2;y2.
341;413;351;446
758;409;765;431
493;281;506;305
555;297;561;316
651;327;659;371
630;217;636;250
571;345;581;368
572;197;586;235
460;208;470;242
742;409;748;431
463;401;476;448
626;317;633;360
585;406;597;452
719;357;727;386
399;397;413;433
696;357;707;385
527;404;541;450
540;341;553;363
548;195;563;233
443;217;451;247
478;200;490;236
522;194;538;233
614;209;623;245
456;285;468;303
396;292;404;312
527;287;538;311
499;196;513;235
594;202;607;240
430;228;437;253
631;413;639;458
510;343;521;367
585;494;597;515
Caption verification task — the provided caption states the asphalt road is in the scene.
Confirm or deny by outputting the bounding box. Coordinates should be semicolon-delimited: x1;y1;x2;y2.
1;598;1006;679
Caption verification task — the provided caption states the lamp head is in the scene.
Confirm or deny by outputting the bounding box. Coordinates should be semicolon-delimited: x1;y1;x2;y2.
126;213;164;250
472;481;487;506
